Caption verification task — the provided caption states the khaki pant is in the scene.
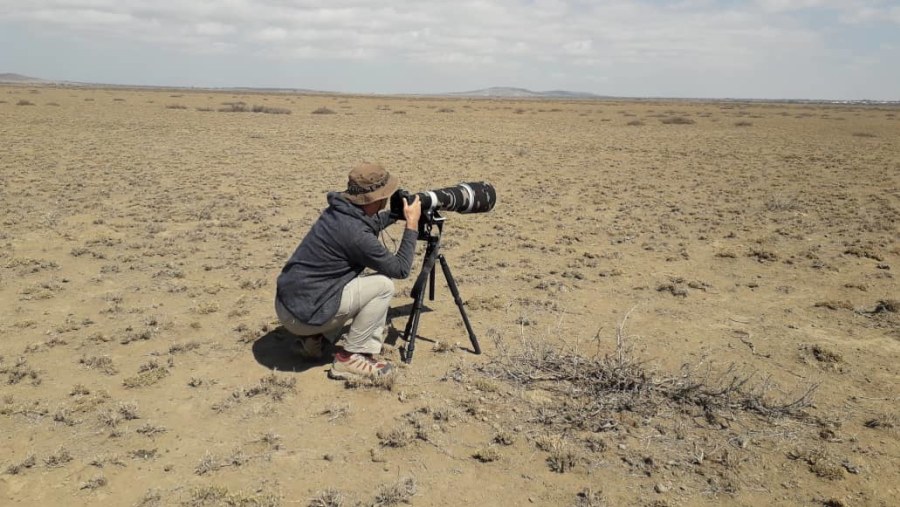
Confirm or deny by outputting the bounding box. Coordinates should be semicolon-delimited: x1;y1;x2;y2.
275;274;394;355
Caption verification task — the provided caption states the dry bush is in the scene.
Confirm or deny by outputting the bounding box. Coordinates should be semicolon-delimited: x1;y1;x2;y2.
765;196;801;212
852;132;876;138
16;100;35;106
44;447;73;468
660;116;695;125
436;107;455;113
472;446;501;462
311;107;336;115
734;120;753;127
343;371;397;391
251;105;291;115
165;104;187;110
484;308;818;430
372;476;416;506
218;102;249;112
308;488;346;507
5;454;36;475
186;484;280;506
79;475;108;490
626;119;644;126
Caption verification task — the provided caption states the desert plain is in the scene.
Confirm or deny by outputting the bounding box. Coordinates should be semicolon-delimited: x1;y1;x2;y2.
0;85;898;506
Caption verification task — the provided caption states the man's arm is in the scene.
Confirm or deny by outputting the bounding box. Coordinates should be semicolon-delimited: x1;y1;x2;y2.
350;229;418;279
373;209;397;230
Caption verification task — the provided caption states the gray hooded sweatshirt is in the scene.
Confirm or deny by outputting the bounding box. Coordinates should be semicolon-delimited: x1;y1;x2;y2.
276;192;418;326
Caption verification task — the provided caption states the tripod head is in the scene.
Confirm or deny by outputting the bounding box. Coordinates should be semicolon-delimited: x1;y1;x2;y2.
417;209;446;241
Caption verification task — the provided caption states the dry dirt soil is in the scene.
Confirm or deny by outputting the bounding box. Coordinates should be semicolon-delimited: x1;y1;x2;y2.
1;85;898;507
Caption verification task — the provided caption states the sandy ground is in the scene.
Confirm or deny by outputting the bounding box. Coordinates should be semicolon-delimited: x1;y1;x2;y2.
0;85;898;506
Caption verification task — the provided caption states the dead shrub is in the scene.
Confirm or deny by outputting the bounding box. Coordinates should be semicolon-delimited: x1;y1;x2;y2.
483;308;818;432
660;116;694;125
165;104;187;110
765;196;801;212
308;488;346;507
472;446;501;462
343;371;397;391
218;102;249;112
16;100;35;106
813;300;853;311
311;107;336;115
251;105;291;115
372;476;416;506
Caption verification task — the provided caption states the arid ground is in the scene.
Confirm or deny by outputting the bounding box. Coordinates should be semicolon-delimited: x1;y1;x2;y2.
1;85;898;506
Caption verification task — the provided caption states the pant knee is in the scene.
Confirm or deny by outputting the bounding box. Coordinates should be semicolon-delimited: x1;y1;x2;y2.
375;276;394;298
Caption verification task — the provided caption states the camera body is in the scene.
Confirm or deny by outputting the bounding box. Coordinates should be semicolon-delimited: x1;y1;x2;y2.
389;182;496;221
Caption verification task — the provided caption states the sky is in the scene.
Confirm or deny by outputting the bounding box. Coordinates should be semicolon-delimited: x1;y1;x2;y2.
1;1;898;100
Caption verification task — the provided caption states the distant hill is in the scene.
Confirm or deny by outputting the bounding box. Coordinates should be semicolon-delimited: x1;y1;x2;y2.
0;73;47;83
447;87;605;99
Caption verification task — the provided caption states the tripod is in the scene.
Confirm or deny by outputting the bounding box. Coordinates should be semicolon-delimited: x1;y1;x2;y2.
399;210;481;364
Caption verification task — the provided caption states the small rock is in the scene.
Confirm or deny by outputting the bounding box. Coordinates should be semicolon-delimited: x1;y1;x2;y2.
654;483;670;494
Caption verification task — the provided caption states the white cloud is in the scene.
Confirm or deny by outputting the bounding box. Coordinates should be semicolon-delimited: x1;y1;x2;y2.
0;0;896;98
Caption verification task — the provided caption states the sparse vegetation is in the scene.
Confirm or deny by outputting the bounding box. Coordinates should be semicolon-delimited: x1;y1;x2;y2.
2;88;898;505
660;115;695;124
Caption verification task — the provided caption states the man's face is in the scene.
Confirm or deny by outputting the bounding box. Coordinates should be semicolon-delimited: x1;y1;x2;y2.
363;198;388;216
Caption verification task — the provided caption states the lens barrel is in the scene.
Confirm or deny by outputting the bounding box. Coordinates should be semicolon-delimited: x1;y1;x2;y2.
389;182;496;219
417;182;496;214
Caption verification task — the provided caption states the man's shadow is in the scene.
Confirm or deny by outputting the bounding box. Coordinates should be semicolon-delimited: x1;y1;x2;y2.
250;325;331;372
250;303;435;371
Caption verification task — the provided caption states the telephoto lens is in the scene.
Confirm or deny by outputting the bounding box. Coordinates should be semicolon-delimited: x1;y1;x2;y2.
390;182;496;218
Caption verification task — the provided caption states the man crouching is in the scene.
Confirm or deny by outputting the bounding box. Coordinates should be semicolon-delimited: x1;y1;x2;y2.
275;163;421;379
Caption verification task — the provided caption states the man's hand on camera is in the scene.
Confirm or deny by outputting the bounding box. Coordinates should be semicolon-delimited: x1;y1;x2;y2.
404;196;421;230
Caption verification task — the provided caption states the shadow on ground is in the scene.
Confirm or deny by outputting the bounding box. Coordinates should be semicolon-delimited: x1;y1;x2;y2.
250;303;473;371
251;326;331;373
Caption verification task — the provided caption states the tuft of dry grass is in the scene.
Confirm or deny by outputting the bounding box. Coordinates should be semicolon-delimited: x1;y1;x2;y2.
484;308;818;429
79;355;118;375
311;107;336;115
251;105;291;115
44;447;73;468
123;367;169;389
472;446;501;462
660;116;695;125
372;476;416;506
308;488;346;507
5;454;36;475
79;475;108;490
343;371;398;391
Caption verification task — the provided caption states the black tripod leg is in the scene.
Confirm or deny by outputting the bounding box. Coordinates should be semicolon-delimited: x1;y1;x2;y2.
402;242;439;364
402;280;427;364
437;254;481;355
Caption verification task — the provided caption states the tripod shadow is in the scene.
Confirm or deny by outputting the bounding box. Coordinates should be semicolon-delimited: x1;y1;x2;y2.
251;297;478;371
386;301;479;355
386;302;436;347
250;326;333;373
